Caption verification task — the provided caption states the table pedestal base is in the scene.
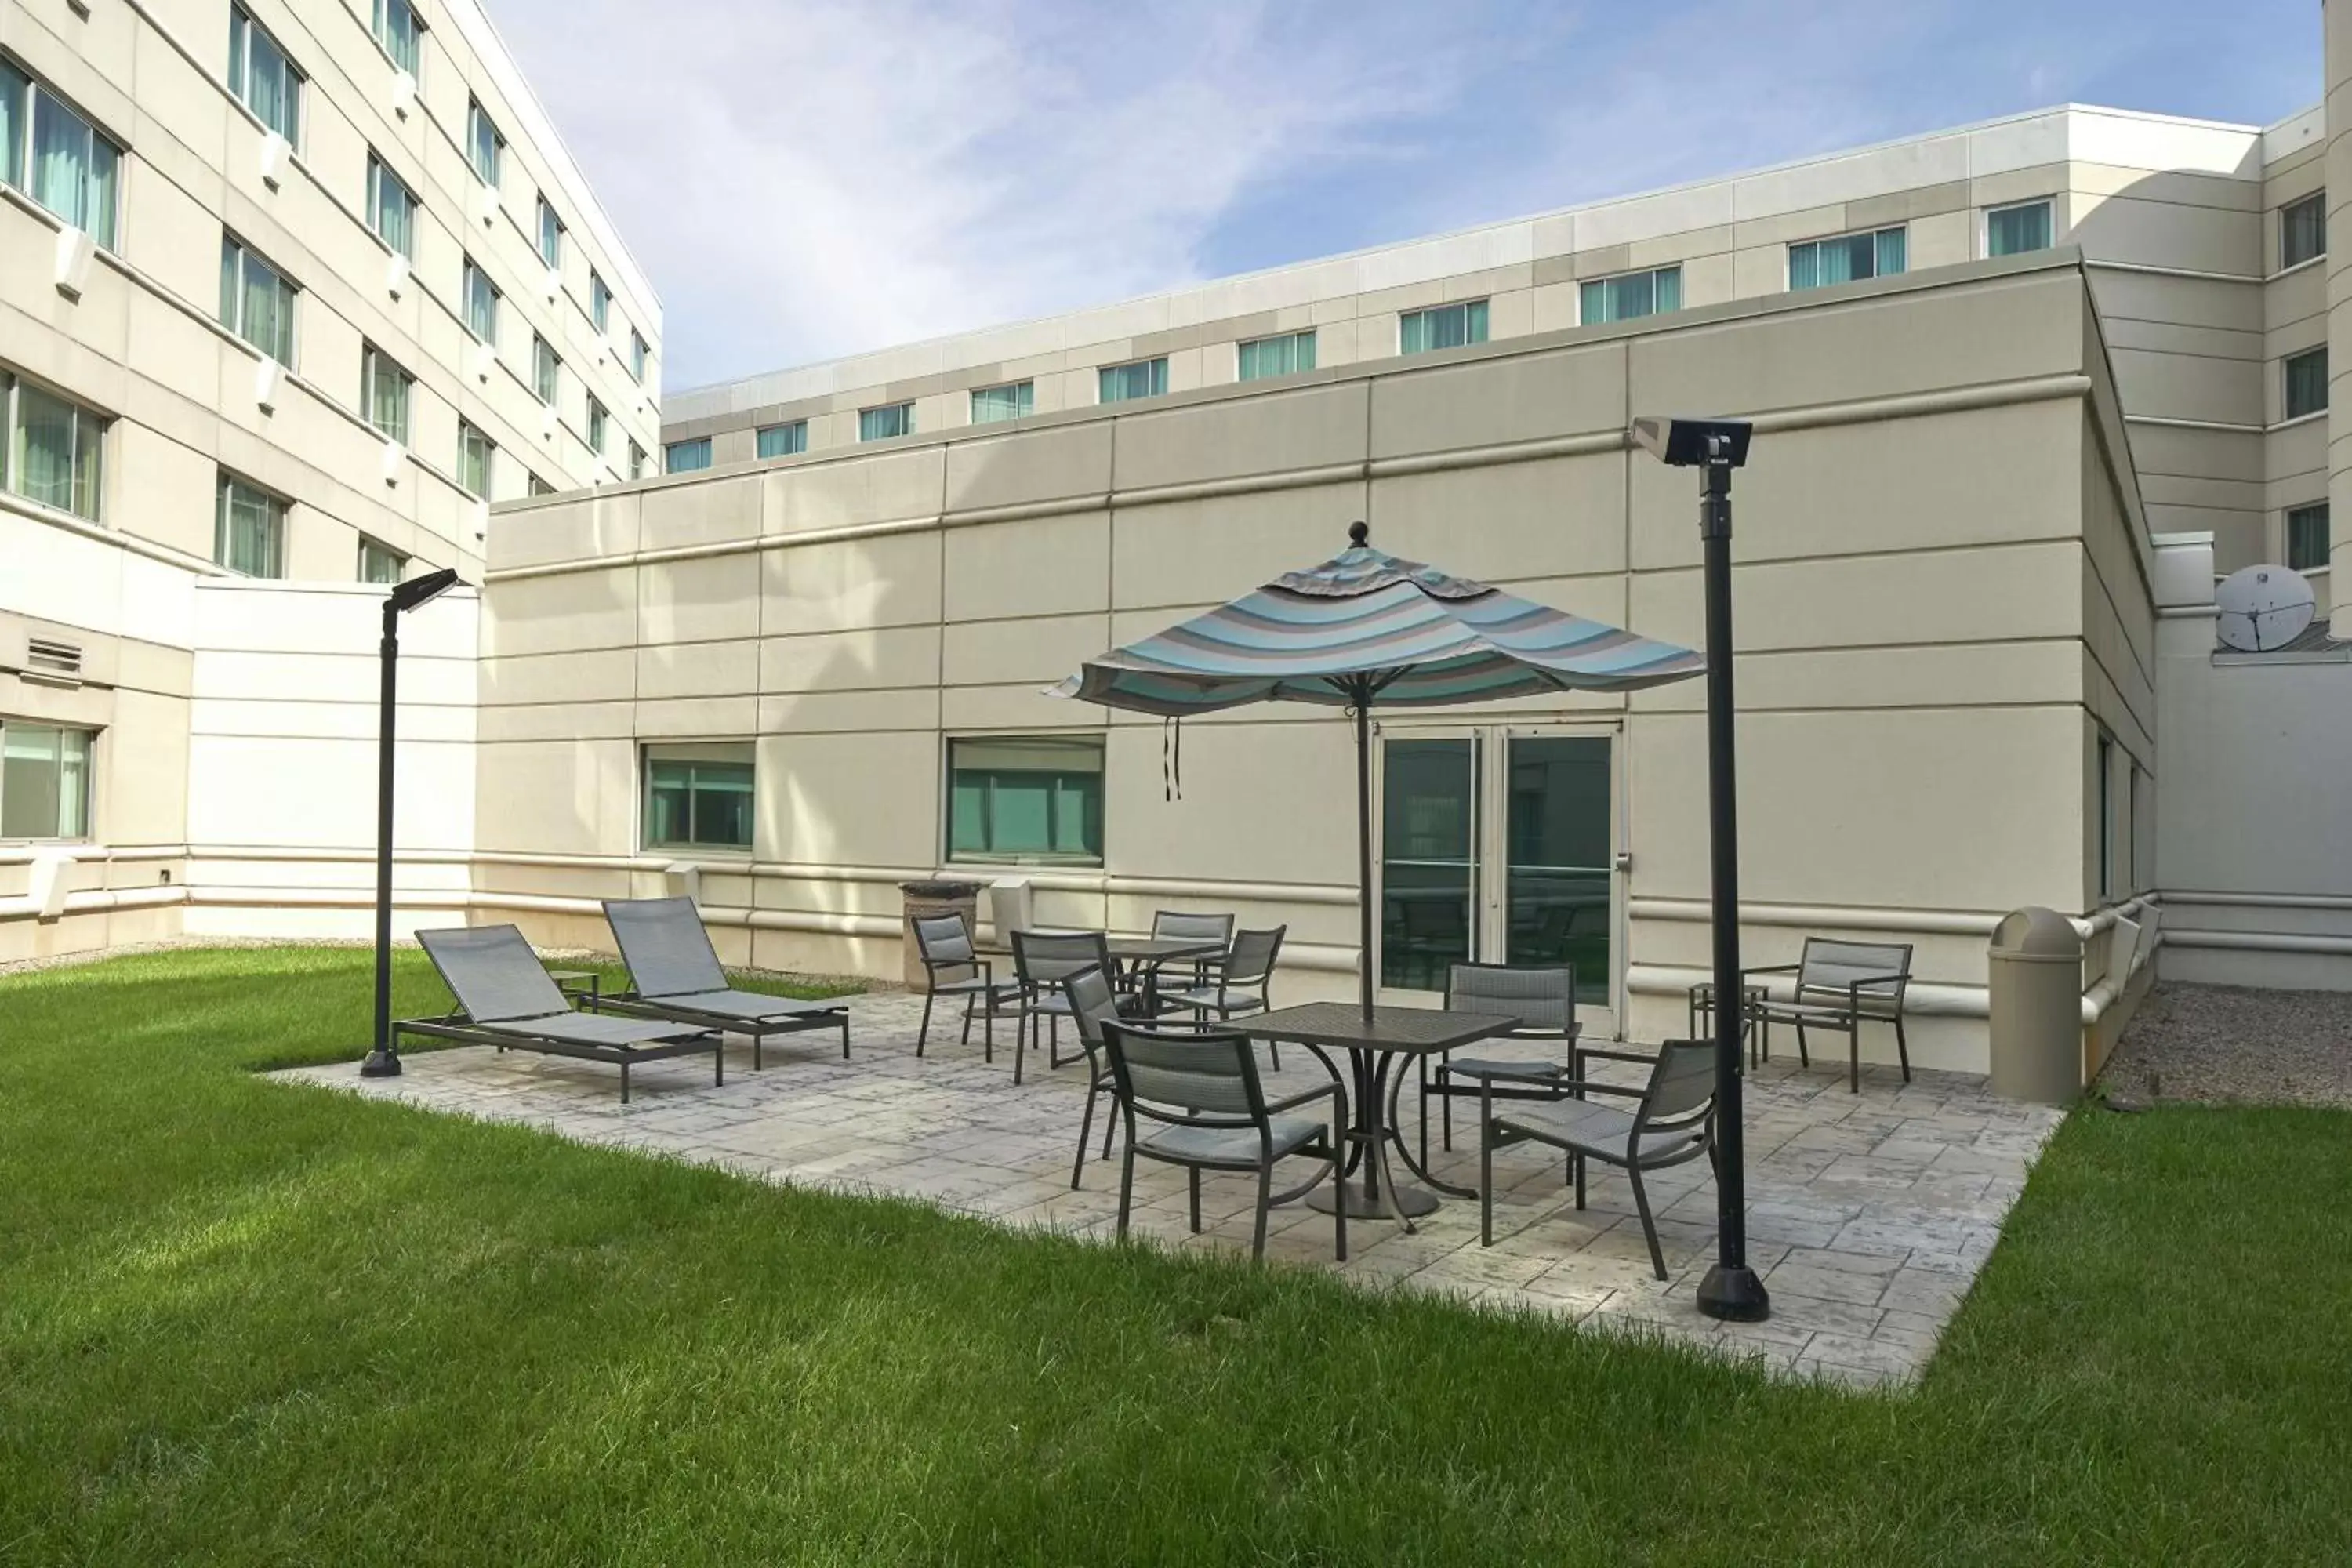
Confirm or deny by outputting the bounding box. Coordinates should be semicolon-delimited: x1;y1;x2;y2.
1308;1182;1439;1221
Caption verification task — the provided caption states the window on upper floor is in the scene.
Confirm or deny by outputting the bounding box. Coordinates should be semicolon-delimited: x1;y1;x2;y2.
528;473;555;497
665;437;712;472
590;271;612;332
2283;192;2327;270
587;397;609;456
220;234;298;365
1097;358;1168;404
228;6;303;146
1399;300;1487;355
215;470;287;578
1789;226;1905;290
466;98;503;187
757;420;807;459
859;403;914;441
1986;200;2053;258
2285;346;2329;420
1579;267;1681;325
366;154;416;259
461;257;499;343
3;368;107;523
532;334;560;406
970;381;1034;424
630;329;648;382
536;195;564;270
361;344;412;445
946;736;1104;865
1237;330;1316;380
457;420;494;499
1;60;122;249
642;743;756;852
629;441;647;480
372;0;423;77
2287;502;2330;572
0;721;93;841
358;535;406;585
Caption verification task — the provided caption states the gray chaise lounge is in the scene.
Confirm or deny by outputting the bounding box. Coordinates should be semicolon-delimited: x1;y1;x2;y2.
598;897;851;1067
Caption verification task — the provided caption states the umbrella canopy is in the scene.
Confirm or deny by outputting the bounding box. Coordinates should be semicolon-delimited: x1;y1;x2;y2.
1048;522;1704;1016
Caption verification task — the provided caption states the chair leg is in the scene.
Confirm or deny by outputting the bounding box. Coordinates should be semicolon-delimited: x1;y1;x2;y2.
1479;1081;1494;1247
1794;1020;1810;1069
1188;1167;1203;1233
1418;1058;1431;1173
1251;1164;1272;1261
1116;1140;1137;1240
918;989;935;1057
715;1043;726;1087
1849;1026;1860;1094
840;1016;851;1061
1013;1011;1027;1087
1073;1080;1099;1190
620;1062;630;1105
982;1000;994;1063
1628;1165;1667;1282
1102;1104;1118;1160
1331;1140;1348;1261
1574;1152;1586;1211
1894;1014;1912;1083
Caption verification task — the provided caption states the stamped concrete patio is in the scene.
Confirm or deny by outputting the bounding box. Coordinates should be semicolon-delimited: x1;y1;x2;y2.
277;989;2061;1386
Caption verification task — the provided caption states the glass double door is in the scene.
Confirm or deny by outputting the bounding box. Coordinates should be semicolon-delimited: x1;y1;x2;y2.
1377;726;1619;1035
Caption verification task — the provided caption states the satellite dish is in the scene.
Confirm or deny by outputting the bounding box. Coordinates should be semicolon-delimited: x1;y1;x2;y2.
2215;564;2315;652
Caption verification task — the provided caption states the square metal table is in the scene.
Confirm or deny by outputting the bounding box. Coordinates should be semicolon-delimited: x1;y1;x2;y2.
978;933;1225;1014
1230;1002;1519;1227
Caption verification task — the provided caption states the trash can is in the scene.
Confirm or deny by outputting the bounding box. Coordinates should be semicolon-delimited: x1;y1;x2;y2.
1987;906;2085;1104
898;879;985;991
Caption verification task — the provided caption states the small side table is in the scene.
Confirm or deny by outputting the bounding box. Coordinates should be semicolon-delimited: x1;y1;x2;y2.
1688;982;1768;1067
549;970;603;1012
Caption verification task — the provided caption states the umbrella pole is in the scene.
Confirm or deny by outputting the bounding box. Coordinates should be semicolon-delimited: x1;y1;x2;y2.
1355;695;1375;1022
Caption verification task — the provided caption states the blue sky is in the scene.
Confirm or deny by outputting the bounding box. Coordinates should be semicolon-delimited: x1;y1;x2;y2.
492;0;2321;392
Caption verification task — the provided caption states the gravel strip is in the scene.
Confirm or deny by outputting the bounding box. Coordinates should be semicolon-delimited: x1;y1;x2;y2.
2101;982;2352;1109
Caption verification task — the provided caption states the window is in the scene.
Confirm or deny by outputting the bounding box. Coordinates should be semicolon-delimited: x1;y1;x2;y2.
358;536;406;585
970;381;1033;423
859;402;914;441
641;744;754;851
629;441;647;480
2;61;122;249
360;344;412;444
1789;227;1906;289
461;257;499;342
0;722;91;840
535;195;564;269
532;334;560;405
458;421;494;500
227;6;302;145
630;329;648;382
1399;300;1488;355
2096;734;2113;901
947;736;1104;863
2283;192;2327;270
665;437;711;473
1097;358;1168;404
1579;267;1682;325
587;397;608;455
5;371;106;522
1986;200;2053;258
214;472;286;577
365;154;416;258
2286;347;2329;420
2288;502;2331;572
466;99;503;186
1237;330;1316;380
219;235;297;365
590;271;611;332
372;0;423;76
756;420;806;459
528;473;555;497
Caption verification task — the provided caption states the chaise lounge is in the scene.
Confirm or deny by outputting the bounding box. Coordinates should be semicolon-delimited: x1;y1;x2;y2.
597;897;852;1067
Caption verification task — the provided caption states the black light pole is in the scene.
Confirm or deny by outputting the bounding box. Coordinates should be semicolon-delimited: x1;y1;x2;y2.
1631;416;1768;1323
360;566;463;1079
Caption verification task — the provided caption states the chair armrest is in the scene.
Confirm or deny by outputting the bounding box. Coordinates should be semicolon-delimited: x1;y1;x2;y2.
1573;1046;1656;1066
1262;1081;1345;1118
1736;964;1800;982
1554;1078;1643;1100
1443;1058;1565;1082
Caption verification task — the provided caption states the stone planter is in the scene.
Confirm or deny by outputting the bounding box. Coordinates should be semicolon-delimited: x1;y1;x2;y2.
898;879;985;990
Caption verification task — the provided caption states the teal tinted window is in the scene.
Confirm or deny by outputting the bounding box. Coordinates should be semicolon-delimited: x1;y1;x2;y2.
1789;227;1905;289
664;437;712;472
2286;347;2329;419
643;747;754;851
757;421;807;458
1097;358;1168;403
970;381;1033;423
1986;201;2053;257
1578;267;1681;325
1399;300;1488;354
1237;330;1316;380
859;403;913;441
946;737;1104;862
2287;503;2330;572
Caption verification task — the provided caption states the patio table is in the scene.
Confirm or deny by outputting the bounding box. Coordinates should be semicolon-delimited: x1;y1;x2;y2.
977;933;1225;1014
1231;1002;1519;1229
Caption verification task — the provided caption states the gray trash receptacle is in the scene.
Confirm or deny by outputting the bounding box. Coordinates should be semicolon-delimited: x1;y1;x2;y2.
899;880;985;991
1987;906;2084;1105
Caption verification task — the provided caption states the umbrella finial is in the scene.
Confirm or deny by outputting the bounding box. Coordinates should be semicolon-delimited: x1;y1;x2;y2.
1347;521;1369;547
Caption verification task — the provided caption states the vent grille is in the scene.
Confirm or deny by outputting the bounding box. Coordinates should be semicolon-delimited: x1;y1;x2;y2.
26;638;83;677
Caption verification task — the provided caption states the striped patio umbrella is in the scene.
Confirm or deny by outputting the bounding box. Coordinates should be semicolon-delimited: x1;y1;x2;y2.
1048;521;1704;1017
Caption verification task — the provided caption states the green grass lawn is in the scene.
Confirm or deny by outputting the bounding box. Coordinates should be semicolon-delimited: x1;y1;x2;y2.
2;946;2347;1565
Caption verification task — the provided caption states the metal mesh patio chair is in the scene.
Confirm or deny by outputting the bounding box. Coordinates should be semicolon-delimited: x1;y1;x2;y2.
406;924;722;1104
1478;1037;1718;1279
1011;929;1112;1084
1064;964;1135;1189
1102;1021;1347;1261
910;912;1020;1060
1156;926;1287;1065
1411;962;1580;1167
598;897;851;1066
1146;909;1236;997
1744;938;1914;1092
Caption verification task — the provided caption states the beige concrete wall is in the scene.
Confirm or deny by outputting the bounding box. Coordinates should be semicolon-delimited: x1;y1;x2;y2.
489;257;2151;1073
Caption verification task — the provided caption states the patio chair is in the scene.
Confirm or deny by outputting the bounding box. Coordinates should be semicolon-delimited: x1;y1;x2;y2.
1478;1038;1718;1280
1011;929;1113;1085
1064;963;1136;1189
1145;909;1235;997
405;924;723;1104
598;897;851;1068
1412;962;1580;1167
1102;1021;1348;1261
1744;938;1914;1092
1155;926;1287;1065
910;912;1020;1060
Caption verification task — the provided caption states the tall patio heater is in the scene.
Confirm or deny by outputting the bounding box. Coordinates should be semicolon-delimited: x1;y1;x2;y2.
1631;416;1769;1323
359;566;462;1079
